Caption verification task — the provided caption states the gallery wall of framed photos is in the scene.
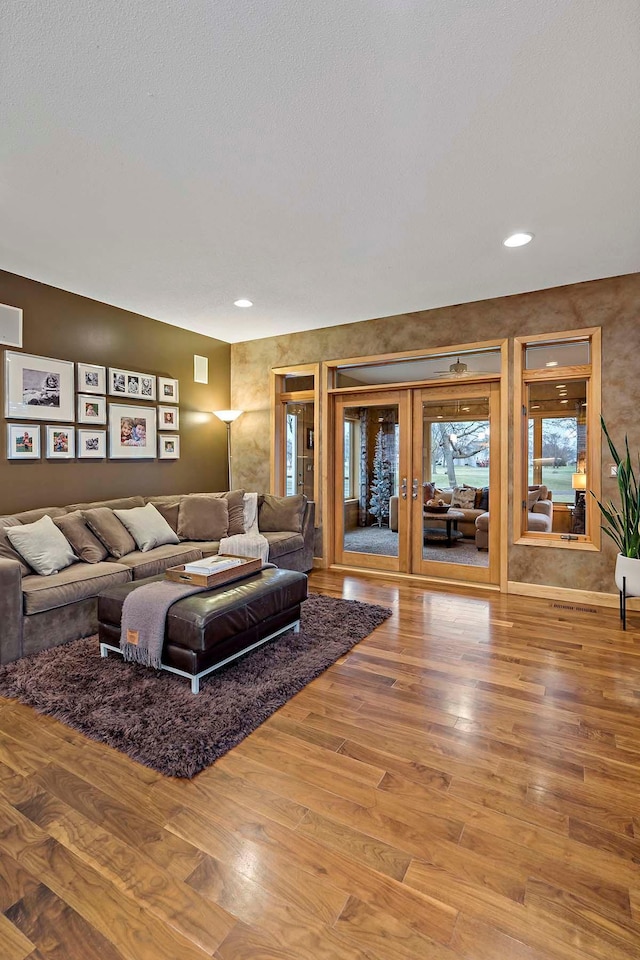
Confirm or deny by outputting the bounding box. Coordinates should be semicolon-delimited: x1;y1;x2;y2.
0;269;232;515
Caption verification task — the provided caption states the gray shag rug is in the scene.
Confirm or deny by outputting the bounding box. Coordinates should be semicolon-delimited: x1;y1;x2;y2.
0;594;391;779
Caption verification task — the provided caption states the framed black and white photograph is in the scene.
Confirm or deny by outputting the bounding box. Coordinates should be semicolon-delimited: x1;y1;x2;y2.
158;405;179;431
46;425;75;459
108;368;156;401
5;352;75;422
77;428;106;459
108;403;157;459
76;362;106;395
77;394;107;424
7;423;41;460
158;377;179;402
158;434;180;459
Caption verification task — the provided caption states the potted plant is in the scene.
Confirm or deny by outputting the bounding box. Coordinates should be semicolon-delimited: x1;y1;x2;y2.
593;418;640;603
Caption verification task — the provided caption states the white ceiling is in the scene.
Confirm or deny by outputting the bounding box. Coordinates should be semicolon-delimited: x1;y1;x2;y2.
2;1;639;344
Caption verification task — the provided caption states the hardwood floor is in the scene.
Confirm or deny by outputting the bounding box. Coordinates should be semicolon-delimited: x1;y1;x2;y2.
1;570;640;959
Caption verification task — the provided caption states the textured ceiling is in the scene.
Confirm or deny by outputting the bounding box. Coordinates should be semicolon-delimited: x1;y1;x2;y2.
2;1;639;344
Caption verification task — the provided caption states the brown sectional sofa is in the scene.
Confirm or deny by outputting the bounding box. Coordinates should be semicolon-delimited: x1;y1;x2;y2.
0;493;315;665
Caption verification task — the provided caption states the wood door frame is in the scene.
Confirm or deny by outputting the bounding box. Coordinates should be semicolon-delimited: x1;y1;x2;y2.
411;381;501;585
333;390;411;573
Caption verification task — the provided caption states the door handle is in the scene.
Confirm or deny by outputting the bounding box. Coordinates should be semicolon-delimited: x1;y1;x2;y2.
412;478;419;500
401;477;407;500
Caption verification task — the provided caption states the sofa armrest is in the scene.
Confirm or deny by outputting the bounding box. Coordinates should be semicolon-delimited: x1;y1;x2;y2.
0;558;24;664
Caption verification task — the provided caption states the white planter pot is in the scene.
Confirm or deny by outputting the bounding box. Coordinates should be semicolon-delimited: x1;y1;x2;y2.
615;554;640;596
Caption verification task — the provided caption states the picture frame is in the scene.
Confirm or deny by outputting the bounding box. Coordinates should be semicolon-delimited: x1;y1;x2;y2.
158;377;179;402
108;368;156;401
77;428;106;459
5;351;75;422
77;394;107;424
46;425;75;459
108;403;157;459
7;423;41;460
158;405;179;431
158;434;180;459
76;362;106;395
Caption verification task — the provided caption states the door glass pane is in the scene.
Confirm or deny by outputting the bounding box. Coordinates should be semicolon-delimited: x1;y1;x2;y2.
525;340;590;369
335;349;501;387
285;401;314;499
421;396;490;567
342;404;399;557
527;379;587;534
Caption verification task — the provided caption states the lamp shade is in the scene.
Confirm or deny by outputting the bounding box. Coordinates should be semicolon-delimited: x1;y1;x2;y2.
571;472;587;490
213;410;243;423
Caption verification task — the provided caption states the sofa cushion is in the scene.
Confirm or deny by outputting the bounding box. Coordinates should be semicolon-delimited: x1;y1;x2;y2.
259;494;306;533
66;496;145;512
261;531;304;560
217;490;246;536
14;506;67;524
54;511;109;564
22;561;131;615
474;486;489;511
83;507;137;559
0;518;33;577
117;544;202;580
181;540;221;558
7;515;77;577
114;503;180;552
433;489;453;503
177;496;229;541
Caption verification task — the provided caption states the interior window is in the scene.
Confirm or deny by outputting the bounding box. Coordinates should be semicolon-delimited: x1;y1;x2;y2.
515;331;599;547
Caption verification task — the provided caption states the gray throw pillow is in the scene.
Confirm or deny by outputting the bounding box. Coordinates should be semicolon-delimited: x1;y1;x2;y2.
54;511;109;563
83;507;137;559
0;519;33;576
6;514;77;577
177;496;229;541
114;503;180;552
259;494;306;533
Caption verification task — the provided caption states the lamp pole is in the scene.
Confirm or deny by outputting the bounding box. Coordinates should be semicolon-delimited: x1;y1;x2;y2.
213;410;243;488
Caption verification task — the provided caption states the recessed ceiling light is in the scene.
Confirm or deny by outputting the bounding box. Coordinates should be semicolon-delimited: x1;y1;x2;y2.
503;232;533;248
531;404;541;409
545;361;559;367
555;384;566;389
560;399;569;404
233;299;253;308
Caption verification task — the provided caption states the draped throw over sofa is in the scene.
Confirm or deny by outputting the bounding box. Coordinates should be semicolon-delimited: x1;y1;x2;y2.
0;491;314;665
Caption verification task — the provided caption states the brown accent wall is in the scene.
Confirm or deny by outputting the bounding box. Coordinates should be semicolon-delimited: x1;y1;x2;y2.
0;270;231;515
230;272;640;594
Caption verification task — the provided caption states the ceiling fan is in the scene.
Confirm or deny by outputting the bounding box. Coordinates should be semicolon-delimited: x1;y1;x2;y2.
431;356;471;378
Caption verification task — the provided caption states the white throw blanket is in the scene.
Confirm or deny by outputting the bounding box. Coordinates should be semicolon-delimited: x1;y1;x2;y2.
218;533;270;564
218;493;270;564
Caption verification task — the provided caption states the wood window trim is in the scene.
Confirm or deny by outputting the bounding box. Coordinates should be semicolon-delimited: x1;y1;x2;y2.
513;327;601;551
270;363;320;516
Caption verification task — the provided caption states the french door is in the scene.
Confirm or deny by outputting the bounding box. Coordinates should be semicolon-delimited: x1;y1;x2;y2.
333;382;501;585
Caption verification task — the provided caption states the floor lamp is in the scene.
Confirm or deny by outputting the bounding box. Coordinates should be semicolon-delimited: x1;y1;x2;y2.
213;410;243;488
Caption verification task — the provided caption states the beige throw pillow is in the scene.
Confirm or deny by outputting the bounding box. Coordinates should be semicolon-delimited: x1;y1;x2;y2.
83;508;137;559
114;503;180;552
209;490;245;536
451;486;476;509
54;512;108;563
6;514;77;577
177;496;229;541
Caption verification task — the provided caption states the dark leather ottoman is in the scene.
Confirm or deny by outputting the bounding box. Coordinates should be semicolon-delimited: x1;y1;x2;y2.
97;567;308;693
